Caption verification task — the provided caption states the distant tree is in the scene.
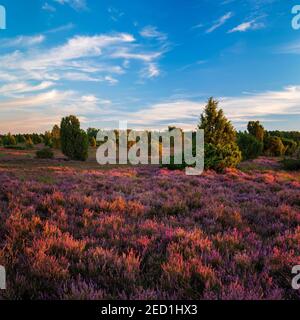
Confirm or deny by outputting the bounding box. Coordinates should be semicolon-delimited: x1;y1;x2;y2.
51;125;61;149
26;137;34;149
237;132;263;160
60;115;89;161
264;136;285;157
247;121;265;142
44;131;53;147
3;133;17;146
281;138;297;156
198;97;241;171
198;97;236;145
87;128;99;140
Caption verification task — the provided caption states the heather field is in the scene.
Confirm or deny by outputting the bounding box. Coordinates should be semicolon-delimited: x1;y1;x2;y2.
0;151;299;300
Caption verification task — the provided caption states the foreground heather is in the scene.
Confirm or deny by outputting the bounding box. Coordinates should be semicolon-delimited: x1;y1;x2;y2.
0;159;299;300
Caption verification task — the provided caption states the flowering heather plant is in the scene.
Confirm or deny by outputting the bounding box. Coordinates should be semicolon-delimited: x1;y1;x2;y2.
0;158;299;300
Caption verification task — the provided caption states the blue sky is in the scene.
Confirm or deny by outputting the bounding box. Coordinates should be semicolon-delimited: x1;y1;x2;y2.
0;0;300;133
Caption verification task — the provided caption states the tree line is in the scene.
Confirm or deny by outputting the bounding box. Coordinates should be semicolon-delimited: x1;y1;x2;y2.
1;98;300;170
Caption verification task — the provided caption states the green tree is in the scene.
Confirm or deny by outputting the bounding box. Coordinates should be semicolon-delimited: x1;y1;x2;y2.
198;97;236;145
198;98;241;171
247;121;265;142
237;132;263;160
51;124;61;149
60;115;89;161
264;136;285;157
3;133;17;146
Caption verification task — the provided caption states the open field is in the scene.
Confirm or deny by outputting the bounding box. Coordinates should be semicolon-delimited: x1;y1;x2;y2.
0;148;299;300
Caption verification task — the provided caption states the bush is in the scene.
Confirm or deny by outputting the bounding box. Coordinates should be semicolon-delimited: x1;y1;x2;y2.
204;143;242;172
61;116;89;161
281;138;297;156
264;136;285;157
281;158;300;171
36;148;54;159
237;133;263;160
3;133;17;146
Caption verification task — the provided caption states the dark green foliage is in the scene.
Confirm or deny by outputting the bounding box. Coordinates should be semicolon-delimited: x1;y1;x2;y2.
31;133;43;144
268;131;300;145
204;143;241;172
44;131;53;148
3;133;17;146
198;98;241;171
247;121;265;142
4;145;26;150
281;158;300;171
281;138;297;156
237;132;263;160
60;115;89;161
198;98;236;145
87;128;99;140
264;136;285;157
73;129;89;161
36;148;54;159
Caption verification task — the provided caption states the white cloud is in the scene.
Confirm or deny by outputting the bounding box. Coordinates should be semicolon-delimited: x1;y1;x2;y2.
206;12;233;33
228;20;265;33
53;0;86;10
0;81;54;96
0;35;45;48
42;2;56;12
140;26;167;41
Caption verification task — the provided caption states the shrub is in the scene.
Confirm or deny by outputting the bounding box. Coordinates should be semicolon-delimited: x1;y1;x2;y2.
281;138;297;156
204;143;242;172
3;133;17;146
281;158;300;171
61;115;89;161
237;133;263;160
36;148;54;159
264;136;285;157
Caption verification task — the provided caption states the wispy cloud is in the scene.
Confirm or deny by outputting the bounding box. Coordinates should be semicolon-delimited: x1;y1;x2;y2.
53;0;87;10
140;26;167;41
206;12;233;33
228;19;265;33
42;2;56;12
0;35;45;48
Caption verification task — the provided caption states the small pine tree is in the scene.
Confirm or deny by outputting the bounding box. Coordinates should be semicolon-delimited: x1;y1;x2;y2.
198;98;241;171
237;132;263;160
60;115;89;161
198;97;236;145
